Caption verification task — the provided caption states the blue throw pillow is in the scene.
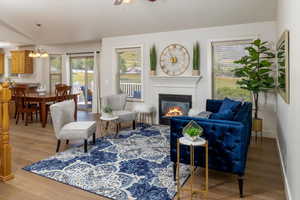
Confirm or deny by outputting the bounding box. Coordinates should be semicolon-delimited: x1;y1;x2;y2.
218;98;241;114
210;109;234;120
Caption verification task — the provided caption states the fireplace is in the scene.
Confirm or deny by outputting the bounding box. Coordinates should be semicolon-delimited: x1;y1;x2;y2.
159;94;192;125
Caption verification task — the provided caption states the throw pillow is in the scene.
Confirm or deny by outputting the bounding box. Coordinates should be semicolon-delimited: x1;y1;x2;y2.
218;97;241;114
210;109;234;120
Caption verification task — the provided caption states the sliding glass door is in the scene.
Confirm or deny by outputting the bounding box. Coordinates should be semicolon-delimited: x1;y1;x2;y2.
70;56;94;111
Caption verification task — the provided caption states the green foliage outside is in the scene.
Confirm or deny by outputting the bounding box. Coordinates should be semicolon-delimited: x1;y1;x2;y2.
233;39;275;118
50;56;62;73
118;50;141;84
215;77;252;101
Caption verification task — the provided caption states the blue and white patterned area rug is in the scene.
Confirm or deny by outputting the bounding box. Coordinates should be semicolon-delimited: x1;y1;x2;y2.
23;125;189;200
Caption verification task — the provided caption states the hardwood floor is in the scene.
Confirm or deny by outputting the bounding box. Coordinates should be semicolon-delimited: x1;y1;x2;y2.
0;111;285;200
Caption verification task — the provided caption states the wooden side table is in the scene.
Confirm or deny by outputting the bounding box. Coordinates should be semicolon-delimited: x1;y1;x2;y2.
133;104;155;125
100;116;119;137
176;137;208;200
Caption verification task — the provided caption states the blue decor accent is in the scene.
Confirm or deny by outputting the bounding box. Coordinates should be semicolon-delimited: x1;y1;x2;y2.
210;108;234;120
218;97;241;114
23;125;190;200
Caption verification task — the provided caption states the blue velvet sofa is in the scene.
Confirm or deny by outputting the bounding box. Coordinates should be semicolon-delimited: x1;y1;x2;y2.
170;99;252;198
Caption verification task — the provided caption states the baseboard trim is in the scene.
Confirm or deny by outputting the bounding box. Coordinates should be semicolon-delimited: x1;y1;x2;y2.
276;138;292;200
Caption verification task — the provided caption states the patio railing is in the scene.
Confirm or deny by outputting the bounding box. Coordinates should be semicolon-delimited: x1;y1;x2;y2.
120;83;142;98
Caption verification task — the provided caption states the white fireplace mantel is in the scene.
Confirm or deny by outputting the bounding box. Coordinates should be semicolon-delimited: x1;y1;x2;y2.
149;75;203;124
150;75;202;88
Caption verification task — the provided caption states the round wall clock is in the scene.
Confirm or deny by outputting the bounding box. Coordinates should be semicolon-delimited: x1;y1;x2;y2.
160;44;190;76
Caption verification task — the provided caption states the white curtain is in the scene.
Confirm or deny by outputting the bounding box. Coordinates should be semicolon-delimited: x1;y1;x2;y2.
62;55;71;85
92;52;101;113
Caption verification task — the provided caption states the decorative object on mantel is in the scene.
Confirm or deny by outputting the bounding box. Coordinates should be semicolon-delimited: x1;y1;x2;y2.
192;42;200;76
149;44;157;76
276;30;290;104
183;120;203;141
102;105;113;118
233;39;275;142
160;44;190;76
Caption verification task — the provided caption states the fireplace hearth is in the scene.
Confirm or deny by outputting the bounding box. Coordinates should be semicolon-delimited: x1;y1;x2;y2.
159;94;192;125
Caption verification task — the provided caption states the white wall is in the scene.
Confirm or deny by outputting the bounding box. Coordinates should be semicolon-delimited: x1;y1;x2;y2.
100;21;278;136
277;0;300;199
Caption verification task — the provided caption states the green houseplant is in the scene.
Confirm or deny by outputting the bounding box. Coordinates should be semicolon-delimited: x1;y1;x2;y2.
233;39;275;131
192;42;200;76
183;120;203;141
102;105;113;118
150;45;157;75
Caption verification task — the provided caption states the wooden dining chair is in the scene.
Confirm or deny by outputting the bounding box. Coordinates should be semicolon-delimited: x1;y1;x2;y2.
55;85;72;102
14;86;39;126
45;85;72;124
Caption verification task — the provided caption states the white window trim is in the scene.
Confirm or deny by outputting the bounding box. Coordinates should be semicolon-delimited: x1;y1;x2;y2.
114;44;144;102
49;54;63;93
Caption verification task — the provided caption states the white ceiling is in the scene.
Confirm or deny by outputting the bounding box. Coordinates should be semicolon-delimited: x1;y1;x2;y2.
0;0;277;45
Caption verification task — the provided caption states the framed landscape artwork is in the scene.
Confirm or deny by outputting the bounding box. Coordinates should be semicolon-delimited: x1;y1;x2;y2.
276;30;290;104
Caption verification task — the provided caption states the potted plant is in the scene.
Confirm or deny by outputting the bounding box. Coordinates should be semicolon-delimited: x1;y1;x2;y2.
102;105;113;118
183;120;204;141
233;39;275;133
150;44;157;76
192;42;200;76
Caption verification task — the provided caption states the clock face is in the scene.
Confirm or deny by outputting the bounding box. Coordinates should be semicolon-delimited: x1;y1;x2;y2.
160;44;190;76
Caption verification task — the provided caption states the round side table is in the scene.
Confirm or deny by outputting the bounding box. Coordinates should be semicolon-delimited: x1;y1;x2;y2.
176;137;208;199
100;116;119;137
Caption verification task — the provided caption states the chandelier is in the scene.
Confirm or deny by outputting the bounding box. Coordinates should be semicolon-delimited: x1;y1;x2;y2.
29;48;49;58
28;23;49;58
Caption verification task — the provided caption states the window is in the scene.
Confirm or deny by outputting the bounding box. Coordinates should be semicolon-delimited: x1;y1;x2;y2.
70;56;94;111
116;47;142;100
212;40;252;101
49;55;62;93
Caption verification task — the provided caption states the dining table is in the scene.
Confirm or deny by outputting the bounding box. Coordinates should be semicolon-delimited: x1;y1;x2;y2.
12;92;79;128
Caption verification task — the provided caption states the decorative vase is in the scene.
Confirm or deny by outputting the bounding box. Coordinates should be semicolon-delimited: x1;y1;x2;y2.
184;133;200;141
102;112;113;118
150;70;156;76
192;70;200;76
252;118;263;132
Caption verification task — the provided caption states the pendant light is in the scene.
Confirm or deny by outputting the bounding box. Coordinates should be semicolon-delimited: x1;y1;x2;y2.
28;24;49;58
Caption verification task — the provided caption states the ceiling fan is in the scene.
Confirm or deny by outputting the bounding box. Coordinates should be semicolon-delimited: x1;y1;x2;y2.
113;0;157;6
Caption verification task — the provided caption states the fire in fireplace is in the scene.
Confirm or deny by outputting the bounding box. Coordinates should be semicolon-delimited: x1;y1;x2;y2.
159;94;192;125
165;106;184;117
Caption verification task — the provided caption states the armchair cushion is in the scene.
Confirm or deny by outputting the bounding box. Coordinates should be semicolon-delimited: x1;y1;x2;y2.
59;121;96;140
113;110;136;122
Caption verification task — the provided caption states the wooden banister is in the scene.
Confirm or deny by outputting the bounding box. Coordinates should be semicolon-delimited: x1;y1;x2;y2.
0;82;14;181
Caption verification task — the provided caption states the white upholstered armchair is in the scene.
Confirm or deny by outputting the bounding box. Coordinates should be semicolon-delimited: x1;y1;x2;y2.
102;93;137;129
50;101;97;153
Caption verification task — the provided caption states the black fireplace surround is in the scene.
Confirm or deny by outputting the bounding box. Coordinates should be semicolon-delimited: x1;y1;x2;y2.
159;94;192;125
